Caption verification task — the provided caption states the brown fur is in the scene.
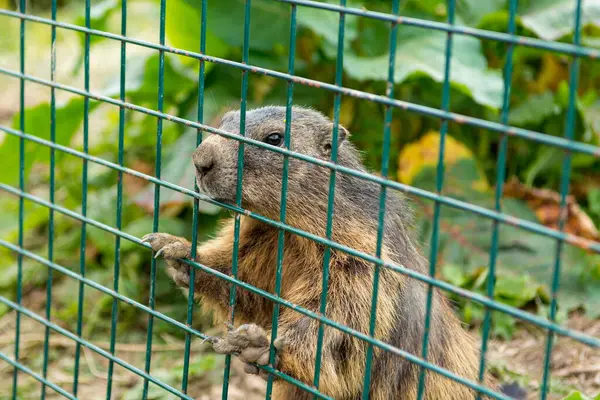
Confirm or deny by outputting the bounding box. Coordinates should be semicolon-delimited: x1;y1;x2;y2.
147;106;498;399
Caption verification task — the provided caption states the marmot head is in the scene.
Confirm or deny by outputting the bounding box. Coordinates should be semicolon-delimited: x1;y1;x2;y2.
191;105;355;216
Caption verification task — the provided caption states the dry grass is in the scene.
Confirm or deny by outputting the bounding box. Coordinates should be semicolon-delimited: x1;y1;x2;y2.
0;308;266;400
2;304;598;399
488;314;600;399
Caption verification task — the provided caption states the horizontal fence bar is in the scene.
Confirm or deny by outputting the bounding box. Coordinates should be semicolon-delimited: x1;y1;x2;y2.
0;238;208;340
0;238;509;400
0;5;597;62
2;120;599;256
1;183;598;350
3;2;598;399
0;240;331;400
0;350;77;400
0;291;330;399
0;296;195;400
180;259;512;400
275;0;599;59
0;17;599;159
1;139;600;346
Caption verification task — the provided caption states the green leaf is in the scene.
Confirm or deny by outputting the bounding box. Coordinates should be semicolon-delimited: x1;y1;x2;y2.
0;258;48;291
122;369;176;400
555;265;600;318
491;311;517;340
0;97;96;186
297;0;359;56
345;31;503;108
101;52;197;104
523;147;562;186
172;354;220;377
182;0;290;52
165;0;229;71
494;274;538;305
456;0;506;27
0;197;50;243
581;99;600;142
561;391;590;400
520;0;600;41
413;153;600;325
441;264;469;287
588;188;600;218
508;91;561;126
74;0;120;46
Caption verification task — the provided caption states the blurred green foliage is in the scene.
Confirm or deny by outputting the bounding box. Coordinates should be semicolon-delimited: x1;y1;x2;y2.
0;0;599;349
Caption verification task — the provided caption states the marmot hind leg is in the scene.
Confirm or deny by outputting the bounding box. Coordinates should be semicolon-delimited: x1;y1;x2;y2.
212;323;286;381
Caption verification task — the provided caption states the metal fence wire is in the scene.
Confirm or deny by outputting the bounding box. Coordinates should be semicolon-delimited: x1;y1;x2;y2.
1;0;599;399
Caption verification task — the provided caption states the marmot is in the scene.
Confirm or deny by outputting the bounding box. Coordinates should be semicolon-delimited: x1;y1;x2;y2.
142;106;497;399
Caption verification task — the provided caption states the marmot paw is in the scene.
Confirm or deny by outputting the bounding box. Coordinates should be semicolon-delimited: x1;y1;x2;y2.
141;233;192;259
212;323;286;381
141;233;193;287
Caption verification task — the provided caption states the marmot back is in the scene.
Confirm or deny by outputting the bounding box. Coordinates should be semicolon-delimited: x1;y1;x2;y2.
144;105;498;399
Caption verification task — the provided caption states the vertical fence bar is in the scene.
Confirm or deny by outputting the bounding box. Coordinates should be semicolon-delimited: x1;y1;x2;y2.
416;0;455;397
11;0;26;397
540;1;583;398
312;1;346;396
142;0;167;397
264;4;297;399
106;0;127;397
182;0;208;394
73;0;92;395
221;1;252;397
40;1;58;397
361;0;399;397
476;1;517;397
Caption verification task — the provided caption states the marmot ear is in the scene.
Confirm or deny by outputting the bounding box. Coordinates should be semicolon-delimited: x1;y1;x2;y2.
321;123;350;158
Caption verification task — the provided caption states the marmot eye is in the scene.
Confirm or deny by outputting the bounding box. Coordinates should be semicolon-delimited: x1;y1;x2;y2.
264;132;284;147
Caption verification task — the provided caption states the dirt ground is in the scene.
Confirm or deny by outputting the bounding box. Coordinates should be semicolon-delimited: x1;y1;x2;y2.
487;314;600;399
1;307;598;400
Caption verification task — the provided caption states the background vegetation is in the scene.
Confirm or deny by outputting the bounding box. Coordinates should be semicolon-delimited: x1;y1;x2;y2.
0;0;599;398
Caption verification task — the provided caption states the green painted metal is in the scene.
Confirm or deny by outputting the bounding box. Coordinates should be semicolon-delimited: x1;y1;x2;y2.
221;0;252;397
105;0;128;397
312;0;346;396
11;0;26;397
361;1;400;397
541;1;583;399
1;163;598;350
41;1;58;398
265;3;297;398
72;0;91;395
0;159;598;348
1;1;600;399
476;2;518;398
182;0;208;393
142;0;167;397
417;1;455;397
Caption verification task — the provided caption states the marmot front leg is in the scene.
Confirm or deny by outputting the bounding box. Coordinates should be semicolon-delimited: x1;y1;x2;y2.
141;233;193;288
141;232;230;304
212;323;286;381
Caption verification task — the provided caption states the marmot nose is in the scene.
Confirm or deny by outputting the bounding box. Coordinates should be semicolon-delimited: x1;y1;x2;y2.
195;159;214;177
192;146;215;177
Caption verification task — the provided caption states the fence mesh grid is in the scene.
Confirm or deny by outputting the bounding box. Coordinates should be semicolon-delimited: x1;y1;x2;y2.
0;0;599;399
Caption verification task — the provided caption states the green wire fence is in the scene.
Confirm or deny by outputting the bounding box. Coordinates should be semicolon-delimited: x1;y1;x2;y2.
0;0;599;399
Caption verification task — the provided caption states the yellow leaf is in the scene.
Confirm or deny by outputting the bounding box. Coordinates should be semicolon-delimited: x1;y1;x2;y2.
398;130;488;192
528;54;568;94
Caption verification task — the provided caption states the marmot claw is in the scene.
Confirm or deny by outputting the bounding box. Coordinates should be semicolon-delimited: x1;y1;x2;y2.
142;233;193;288
141;233;192;259
212;323;286;381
